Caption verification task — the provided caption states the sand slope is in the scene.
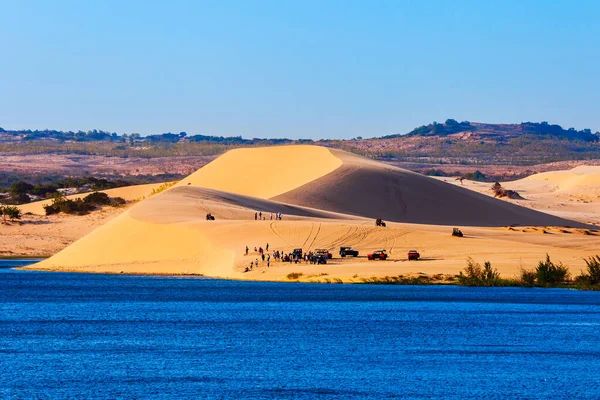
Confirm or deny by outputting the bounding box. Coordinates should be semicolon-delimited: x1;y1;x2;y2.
273;150;583;227
30;145;600;280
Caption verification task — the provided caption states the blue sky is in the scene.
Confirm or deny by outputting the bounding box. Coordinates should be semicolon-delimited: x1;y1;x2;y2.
1;0;598;139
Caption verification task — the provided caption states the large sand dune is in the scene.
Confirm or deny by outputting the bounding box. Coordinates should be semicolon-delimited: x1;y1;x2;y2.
29;145;600;280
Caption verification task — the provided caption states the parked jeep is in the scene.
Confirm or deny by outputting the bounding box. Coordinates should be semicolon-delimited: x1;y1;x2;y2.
339;246;359;257
407;250;420;261
315;249;332;259
292;248;303;258
311;254;328;264
367;250;388;261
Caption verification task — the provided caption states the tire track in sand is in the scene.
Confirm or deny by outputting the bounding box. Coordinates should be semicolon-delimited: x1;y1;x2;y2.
306;223;322;250
270;222;292;247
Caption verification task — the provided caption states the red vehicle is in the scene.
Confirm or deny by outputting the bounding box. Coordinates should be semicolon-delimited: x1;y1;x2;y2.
367;250;388;261
407;250;420;261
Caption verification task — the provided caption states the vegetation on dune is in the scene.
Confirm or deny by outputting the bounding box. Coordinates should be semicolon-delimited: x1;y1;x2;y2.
43;192;127;216
0;205;21;223
286;272;303;280
150;181;178;196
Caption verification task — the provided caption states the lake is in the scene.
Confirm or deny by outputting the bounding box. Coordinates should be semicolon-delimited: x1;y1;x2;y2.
2;260;600;399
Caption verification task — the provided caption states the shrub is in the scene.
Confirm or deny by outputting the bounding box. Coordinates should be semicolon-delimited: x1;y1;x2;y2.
576;255;600;286
286;272;303;280
111;197;126;207
83;191;111;205
458;258;501;286
536;254;570;286
0;205;21;222
44;194;95;215
44;203;59;215
520;268;537;287
44;192;124;215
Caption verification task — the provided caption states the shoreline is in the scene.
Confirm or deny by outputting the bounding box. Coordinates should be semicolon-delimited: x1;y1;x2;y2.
16;265;599;291
1;255;49;260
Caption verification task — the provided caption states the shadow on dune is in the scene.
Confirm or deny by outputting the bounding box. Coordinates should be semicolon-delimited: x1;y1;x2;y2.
273;150;589;228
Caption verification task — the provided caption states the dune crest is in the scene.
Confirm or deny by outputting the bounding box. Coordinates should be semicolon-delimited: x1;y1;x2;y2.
177;145;343;199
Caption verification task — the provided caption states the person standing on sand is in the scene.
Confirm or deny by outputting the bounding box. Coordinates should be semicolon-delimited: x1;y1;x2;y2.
262;253;265;262
245;246;249;255
255;212;257;220
255;258;259;267
259;211;262;219
266;243;269;251
267;254;271;267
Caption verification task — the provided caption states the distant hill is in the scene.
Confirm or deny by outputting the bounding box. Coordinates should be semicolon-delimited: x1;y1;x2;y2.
324;120;600;167
1;120;599;168
381;119;598;142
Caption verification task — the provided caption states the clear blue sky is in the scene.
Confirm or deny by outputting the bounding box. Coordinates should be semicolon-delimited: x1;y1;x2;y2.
1;0;598;139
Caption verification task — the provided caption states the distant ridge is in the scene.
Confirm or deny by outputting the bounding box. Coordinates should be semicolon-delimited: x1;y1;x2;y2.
380;119;599;142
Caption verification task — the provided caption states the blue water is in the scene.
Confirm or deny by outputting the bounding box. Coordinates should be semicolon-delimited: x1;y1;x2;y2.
2;261;600;399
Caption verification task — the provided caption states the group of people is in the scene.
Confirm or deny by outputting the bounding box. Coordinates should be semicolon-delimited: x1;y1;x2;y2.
205;213;215;220
243;246;324;272
254;211;283;220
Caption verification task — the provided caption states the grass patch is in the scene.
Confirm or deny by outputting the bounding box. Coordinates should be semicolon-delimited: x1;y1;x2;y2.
286;272;303;280
150;181;178;196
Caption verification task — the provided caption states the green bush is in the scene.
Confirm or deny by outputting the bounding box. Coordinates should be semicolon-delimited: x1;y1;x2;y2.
576;255;600;286
0;205;21;222
111;197;126;207
536;254;570;286
83;191;111;205
458;258;501;286
44;194;94;215
44;192;125;215
520;268;537;287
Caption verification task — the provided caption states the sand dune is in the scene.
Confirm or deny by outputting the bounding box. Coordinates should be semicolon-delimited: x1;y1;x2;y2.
29;145;600;280
511;166;600;195
436;166;600;226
